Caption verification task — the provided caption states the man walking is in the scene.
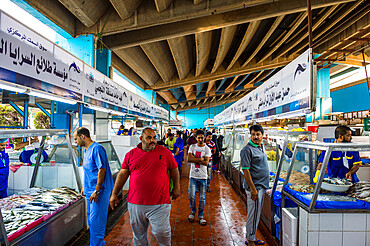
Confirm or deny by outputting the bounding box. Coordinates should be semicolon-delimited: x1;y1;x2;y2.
187;130;211;226
173;131;185;179
205;131;216;192
240;125;268;246
110;127;180;246
73;127;114;246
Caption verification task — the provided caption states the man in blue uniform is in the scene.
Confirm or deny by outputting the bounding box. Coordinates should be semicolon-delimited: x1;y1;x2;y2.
314;126;361;183
0;146;9;198
73;127;114;246
173;131;184;178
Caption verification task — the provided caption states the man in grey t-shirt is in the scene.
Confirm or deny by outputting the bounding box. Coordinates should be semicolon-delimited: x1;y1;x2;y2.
240;125;269;246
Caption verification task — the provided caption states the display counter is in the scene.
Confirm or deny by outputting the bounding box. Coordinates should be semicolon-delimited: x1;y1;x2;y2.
0;129;85;246
280;141;370;246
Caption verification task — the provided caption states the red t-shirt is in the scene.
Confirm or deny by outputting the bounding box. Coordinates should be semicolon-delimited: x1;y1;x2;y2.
121;143;178;205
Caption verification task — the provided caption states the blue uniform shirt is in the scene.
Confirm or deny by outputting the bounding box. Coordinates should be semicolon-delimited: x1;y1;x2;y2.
318;150;361;182
0;150;10;198
173;137;184;167
83;142;114;196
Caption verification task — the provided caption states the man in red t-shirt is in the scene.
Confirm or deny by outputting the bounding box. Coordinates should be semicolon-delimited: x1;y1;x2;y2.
110;128;180;246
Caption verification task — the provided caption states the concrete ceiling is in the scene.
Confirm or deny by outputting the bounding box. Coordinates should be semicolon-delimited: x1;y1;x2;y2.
21;0;370;111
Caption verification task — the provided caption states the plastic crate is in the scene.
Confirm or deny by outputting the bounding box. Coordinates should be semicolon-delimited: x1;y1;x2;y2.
7;226;26;242
26;217;43;232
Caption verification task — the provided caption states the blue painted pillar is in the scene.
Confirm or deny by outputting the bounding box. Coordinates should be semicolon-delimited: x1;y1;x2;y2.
23;99;29;129
314;68;332;121
50;101;55;129
95;48;111;76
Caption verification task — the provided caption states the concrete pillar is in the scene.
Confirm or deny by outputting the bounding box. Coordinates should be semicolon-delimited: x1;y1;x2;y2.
95;48;111;76
314;68;332;120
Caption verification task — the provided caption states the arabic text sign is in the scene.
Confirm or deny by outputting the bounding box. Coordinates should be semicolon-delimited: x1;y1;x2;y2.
0;12;83;95
83;64;128;109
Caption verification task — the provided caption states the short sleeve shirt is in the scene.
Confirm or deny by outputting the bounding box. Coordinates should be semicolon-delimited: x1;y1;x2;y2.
83;142;114;196
121;144;178;205
188;144;211;180
165;138;176;151
206;141;216;161
240;141;269;190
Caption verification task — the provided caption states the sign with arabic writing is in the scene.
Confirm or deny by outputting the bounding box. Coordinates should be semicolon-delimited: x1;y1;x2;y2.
83;64;128;109
128;91;153;118
0;12;83;96
215;49;313;125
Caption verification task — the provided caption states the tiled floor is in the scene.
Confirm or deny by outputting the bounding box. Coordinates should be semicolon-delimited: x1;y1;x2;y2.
105;163;270;246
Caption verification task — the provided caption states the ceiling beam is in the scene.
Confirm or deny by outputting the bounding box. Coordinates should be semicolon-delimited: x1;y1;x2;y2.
101;0;354;49
179;102;186;108
243;15;285;67
167;36;193;80
272;4;339;60
77;0;273;36
225;76;239;92
115;47;160;86
109;0;143;20
157;91;177;104
24;0;76;36
111;53;148;90
290;1;364;55
244;70;271;88
216;77;230;92
152;54;299;90
313;1;369;49
58;0;109;27
141;41;176;83
177;92;247;111
227;20;261;70
218;94;225;101
195;31;213;76
183;85;196;101
193;0;204;4
258;12;307;64
330;64;350;76
206;80;216;96
154;0;173;12
315;10;370;58
211;25;238;73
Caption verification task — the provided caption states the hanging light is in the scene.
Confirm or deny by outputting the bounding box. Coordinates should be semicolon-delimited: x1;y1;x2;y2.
28;90;77;104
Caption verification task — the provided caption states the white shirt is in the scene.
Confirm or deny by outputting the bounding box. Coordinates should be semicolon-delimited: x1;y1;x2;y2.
188;144;211;179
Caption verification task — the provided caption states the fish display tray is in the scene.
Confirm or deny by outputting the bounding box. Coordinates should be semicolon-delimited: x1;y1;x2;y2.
321;182;351;192
7;226;26;242
26;217;43;232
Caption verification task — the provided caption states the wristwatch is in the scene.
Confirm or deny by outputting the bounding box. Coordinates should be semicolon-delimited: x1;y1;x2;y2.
94;190;100;195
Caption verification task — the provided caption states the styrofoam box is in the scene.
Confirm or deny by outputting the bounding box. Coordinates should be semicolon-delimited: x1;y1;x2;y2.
282;207;298;244
283;231;297;246
111;136;131;146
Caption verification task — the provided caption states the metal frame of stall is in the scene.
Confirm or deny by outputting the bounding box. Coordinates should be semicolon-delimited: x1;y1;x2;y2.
281;141;370;213
266;131;312;243
0;129;85;246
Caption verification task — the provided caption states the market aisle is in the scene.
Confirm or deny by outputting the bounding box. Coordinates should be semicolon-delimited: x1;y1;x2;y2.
105;164;270;246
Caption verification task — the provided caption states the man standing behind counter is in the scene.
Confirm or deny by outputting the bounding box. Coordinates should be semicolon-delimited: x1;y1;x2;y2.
110;127;180;246
241;125;268;246
314;125;361;183
73;127;114;246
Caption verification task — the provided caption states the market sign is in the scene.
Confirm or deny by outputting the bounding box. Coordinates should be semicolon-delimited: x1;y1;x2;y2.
214;49;313;125
83;64;128;112
365;118;370;131
0;12;83;100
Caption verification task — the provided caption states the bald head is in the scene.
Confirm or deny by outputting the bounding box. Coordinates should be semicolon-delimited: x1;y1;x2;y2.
140;127;157;152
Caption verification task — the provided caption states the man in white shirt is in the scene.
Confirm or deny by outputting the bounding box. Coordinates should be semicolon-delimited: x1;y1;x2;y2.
187;130;211;226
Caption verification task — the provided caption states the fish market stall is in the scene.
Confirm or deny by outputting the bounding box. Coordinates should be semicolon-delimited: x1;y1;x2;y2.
280;142;370;246
260;130;312;242
0;129;85;246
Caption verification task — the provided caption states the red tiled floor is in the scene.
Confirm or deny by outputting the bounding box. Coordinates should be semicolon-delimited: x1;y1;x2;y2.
105;162;271;246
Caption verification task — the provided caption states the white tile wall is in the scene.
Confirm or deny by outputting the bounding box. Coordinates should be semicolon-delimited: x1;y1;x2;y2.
42;166;57;189
7;168;14;189
299;228;308;246
343;213;366;232
367;214;370;232
308;213;320;231
299;207;308;232
319;232;343;246
308;231;319;246
343;231;366;246
13;166;29;189
320;213;342;231
57;165;74;188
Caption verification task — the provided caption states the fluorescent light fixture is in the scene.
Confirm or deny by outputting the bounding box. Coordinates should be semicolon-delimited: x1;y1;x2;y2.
111;111;126;116
28;90;77;104
138;117;149;121
0;82;27;93
86;105;112;113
